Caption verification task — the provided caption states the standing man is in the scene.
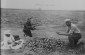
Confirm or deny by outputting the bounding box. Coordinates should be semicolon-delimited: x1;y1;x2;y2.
23;18;33;37
56;19;82;47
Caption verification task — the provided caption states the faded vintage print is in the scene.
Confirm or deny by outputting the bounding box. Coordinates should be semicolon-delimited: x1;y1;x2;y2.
1;0;85;55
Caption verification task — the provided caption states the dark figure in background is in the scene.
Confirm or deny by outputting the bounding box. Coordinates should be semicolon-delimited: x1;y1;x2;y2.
23;18;33;37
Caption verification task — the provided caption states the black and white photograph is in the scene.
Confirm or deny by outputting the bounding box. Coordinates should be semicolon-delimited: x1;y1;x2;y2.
1;0;85;55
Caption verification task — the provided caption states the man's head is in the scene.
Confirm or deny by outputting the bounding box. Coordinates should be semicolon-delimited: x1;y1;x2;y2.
3;30;11;37
65;19;71;26
27;17;32;22
5;34;10;37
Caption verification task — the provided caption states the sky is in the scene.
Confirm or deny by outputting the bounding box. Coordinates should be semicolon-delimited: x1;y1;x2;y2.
1;0;85;10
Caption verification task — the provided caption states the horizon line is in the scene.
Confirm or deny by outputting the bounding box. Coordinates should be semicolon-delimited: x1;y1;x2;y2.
1;8;85;11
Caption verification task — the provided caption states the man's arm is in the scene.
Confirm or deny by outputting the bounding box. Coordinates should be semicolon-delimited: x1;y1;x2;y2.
24;23;32;29
66;27;70;33
56;32;71;36
56;27;71;36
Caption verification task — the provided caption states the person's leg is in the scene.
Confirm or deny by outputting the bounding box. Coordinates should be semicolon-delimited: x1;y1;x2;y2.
68;35;74;47
27;30;32;37
74;40;78;47
74;33;81;46
23;29;27;37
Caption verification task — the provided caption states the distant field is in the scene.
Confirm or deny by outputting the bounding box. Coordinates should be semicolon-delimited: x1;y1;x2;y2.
1;8;85;38
1;8;85;55
1;8;85;30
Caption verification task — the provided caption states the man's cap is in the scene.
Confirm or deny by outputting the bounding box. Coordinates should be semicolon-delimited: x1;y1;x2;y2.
65;19;71;22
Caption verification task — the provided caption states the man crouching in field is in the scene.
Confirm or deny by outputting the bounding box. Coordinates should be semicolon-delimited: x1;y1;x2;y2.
57;19;82;47
23;18;33;37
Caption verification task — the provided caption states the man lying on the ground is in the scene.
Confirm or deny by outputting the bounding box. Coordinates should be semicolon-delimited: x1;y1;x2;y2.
1;30;24;50
1;30;15;49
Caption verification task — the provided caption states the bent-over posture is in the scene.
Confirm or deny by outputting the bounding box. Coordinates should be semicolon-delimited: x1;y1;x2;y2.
57;19;81;47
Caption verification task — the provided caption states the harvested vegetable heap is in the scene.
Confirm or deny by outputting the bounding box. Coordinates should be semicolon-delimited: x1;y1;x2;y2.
24;37;65;53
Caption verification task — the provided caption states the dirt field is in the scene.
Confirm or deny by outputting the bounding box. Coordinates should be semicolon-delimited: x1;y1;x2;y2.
1;8;85;55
